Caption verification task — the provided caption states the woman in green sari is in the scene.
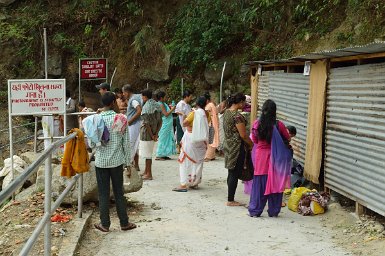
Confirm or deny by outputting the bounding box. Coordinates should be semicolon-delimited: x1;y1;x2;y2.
156;91;177;160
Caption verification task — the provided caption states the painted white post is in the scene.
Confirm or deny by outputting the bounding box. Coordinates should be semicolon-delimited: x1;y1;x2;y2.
44;155;52;256
8;82;14;200
110;67;117;87
220;62;227;102
181;78;184;96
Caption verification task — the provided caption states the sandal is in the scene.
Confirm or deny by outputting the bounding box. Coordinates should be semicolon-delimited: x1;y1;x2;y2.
281;202;287;207
94;223;109;232
172;187;188;192
121;222;137;231
155;157;166;161
226;201;246;207
142;176;153;180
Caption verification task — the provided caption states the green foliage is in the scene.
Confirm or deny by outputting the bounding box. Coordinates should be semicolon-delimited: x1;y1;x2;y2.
167;0;345;73
125;1;142;16
166;78;192;102
0;90;7;104
348;0;385;21
0;22;28;42
53;32;86;58
167;1;247;73
53;32;68;45
132;25;155;56
84;24;93;36
100;28;109;39
337;32;354;45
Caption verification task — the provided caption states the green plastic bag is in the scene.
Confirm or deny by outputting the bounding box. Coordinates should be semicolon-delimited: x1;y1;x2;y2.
288;187;311;212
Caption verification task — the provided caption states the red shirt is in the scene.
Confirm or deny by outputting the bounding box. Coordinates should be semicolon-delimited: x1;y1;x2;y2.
251;120;290;175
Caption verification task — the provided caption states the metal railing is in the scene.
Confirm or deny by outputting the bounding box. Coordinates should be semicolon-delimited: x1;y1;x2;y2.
0;131;84;256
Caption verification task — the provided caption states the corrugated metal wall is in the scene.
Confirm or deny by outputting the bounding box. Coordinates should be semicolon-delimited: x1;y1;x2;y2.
325;63;385;215
269;72;310;164
257;72;270;117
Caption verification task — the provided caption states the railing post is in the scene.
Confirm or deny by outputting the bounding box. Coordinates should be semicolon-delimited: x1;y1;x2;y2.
44;154;52;256
34;116;38;153
78;173;83;218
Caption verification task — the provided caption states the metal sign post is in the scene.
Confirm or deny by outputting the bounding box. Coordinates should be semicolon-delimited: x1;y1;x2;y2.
8;80;14;200
8;79;66;256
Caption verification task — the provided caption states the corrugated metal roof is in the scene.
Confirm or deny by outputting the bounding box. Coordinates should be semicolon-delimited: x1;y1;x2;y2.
245;41;385;66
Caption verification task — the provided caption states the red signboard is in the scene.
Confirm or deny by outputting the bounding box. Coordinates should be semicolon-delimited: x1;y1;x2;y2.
80;58;107;80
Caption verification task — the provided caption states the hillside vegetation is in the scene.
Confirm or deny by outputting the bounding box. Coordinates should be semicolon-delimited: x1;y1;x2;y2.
1;0;385;100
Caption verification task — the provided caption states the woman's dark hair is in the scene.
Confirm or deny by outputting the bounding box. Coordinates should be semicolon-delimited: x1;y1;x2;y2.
257;99;277;142
204;92;211;101
101;92;116;107
114;88;122;94
196;96;207;109
183;90;192;98
78;100;86;108
141;89;153;99
227;92;246;107
156;90;166;101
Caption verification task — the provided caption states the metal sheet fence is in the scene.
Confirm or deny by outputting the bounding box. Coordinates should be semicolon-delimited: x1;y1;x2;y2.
325;62;385;216
268;72;310;164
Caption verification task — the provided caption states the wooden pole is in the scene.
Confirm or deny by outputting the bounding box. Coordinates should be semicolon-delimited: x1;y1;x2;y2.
250;70;259;125
303;60;328;185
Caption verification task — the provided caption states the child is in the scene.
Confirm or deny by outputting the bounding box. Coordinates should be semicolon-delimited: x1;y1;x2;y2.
287;125;297;139
78;100;94;129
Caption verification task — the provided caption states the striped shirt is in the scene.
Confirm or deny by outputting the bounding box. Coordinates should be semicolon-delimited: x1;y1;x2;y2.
95;110;131;168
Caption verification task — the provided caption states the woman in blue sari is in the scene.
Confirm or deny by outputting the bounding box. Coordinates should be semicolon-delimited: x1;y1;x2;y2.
156;91;176;160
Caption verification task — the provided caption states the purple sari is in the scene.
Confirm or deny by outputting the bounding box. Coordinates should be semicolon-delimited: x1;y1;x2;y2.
264;126;292;195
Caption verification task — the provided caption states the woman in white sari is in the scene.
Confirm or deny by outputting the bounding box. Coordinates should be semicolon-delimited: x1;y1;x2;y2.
173;96;210;192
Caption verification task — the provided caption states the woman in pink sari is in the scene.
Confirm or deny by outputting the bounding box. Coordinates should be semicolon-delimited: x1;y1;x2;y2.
204;92;219;161
248;99;292;217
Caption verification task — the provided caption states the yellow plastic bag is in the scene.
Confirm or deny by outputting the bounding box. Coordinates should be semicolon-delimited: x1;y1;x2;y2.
288;187;311;212
310;201;325;215
284;189;292;195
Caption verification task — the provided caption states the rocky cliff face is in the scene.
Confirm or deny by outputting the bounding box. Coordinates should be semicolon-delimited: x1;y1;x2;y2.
1;0;385;102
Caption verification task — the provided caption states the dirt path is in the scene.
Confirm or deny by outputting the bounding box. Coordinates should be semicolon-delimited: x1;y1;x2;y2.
79;156;352;256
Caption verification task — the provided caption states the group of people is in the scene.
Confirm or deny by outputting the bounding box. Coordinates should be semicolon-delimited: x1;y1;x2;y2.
223;96;294;217
169;91;295;218
80;81;294;232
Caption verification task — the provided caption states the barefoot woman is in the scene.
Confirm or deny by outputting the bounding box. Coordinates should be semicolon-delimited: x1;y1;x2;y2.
223;93;253;206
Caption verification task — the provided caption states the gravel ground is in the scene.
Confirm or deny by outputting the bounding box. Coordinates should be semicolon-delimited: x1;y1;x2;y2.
78;155;354;256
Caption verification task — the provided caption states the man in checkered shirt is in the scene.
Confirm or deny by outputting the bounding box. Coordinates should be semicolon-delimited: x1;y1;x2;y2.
94;92;137;232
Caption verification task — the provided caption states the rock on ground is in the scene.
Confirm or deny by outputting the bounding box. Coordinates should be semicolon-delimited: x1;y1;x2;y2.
34;160;143;204
124;165;143;193
0;155;28;193
36;162;99;204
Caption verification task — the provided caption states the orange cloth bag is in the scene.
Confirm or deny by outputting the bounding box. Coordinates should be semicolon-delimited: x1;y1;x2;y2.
61;128;90;177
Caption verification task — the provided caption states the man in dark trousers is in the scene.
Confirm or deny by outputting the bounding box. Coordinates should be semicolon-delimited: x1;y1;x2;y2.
93;92;136;232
